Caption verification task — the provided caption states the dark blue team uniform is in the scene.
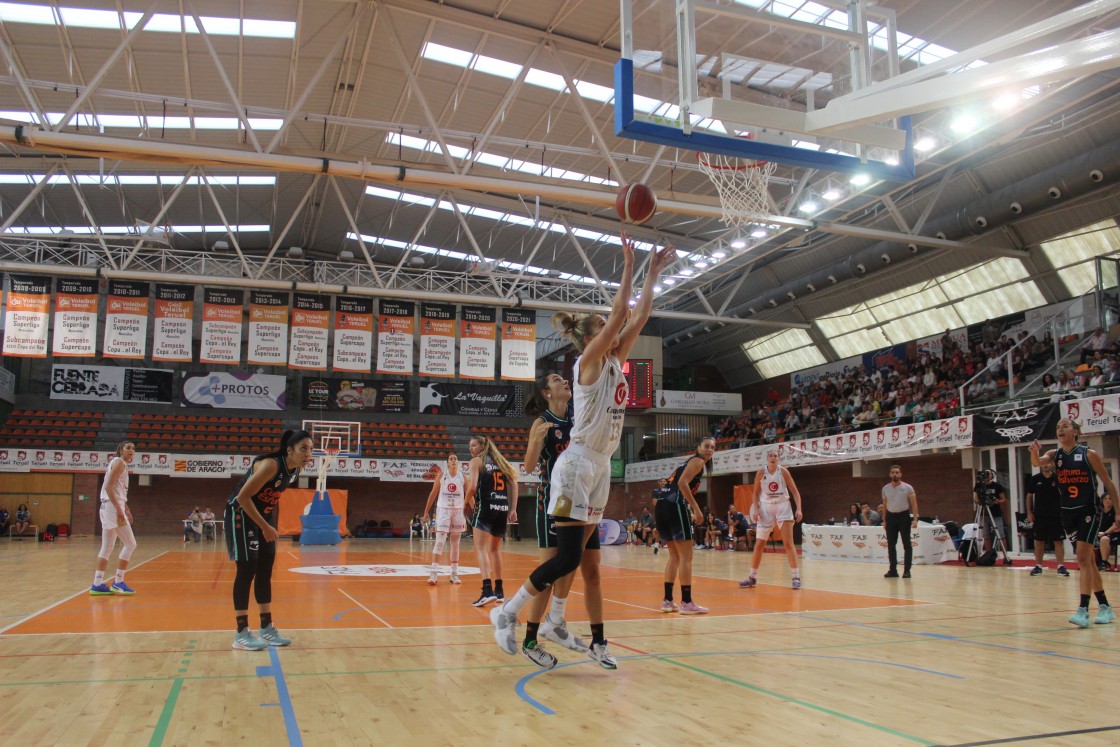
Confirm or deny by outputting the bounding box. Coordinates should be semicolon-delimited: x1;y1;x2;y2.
225;455;299;562
655;455;704;543
1056;444;1103;544
474;459;511;538
535;410;570;549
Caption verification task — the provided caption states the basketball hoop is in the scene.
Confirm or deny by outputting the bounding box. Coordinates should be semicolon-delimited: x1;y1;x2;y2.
316;447;338;496
697;150;776;227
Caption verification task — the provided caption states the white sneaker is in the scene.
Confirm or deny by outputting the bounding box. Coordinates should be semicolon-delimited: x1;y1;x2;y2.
490;604;519;655
521;640;557;669
450;573;461;585
540;617;590;653
588;641;618;670
427;571;438;586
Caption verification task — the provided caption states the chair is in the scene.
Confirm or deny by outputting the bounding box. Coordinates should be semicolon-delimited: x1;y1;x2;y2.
378;520;394;538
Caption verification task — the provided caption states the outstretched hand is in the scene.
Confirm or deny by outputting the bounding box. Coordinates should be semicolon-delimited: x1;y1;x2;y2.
649;243;676;276
620;231;636;265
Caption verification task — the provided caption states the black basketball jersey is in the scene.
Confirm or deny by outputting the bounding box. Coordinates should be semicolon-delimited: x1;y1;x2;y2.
1027;472;1061;518
478;459;511;506
536;410;571;508
226;455;299;528
1055;444;1099;511
663;455;704;503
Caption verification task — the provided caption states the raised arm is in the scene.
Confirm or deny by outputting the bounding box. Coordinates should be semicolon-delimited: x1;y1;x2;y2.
523;417;549;474
615;237;678;363
580;236;636;375
1028;440;1055;468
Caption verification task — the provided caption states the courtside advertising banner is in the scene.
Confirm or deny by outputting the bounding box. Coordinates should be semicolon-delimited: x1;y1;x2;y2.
500;308;535;381
332;296;373;373
151;284;194;362
248;290;289;366
418;382;524;417
419;302;456;378
172;454;230;478
181;371;287;410
289;293;330;371
376;300;414;374
50;364;174;403
459;305;496;380
378;459;441;482
51;277;98;357
1062;394;1120;435
3;274;51;357
199;288;243;365
102;280;149;359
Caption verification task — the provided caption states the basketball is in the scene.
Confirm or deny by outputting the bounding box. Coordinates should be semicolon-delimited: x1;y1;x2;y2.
615;183;658;225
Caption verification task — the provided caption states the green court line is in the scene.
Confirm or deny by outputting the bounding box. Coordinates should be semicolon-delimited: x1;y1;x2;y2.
149;678;183;747
657;656;936;746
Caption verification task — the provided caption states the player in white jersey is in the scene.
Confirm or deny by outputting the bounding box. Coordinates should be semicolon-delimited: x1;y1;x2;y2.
740;449;804;590
491;232;675;670
422;453;467;585
90;441;138;596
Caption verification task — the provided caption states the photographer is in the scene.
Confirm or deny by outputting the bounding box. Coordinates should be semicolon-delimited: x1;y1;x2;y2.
973;469;1008;554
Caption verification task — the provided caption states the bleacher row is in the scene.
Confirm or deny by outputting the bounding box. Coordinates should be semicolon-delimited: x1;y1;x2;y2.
127;414;284;453
362;423;453;458
0;410;104;447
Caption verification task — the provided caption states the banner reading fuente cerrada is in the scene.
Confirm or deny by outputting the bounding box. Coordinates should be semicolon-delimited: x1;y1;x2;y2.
420;302;456;378
301;377;409;412
419;382;525;417
152;284;194;362
3;274;51;357
103;280;149;359
972;403;1059;446
377;300;414;374
52;277;98;358
459;305;496;380
50;364;174;403
333;296;373;373
290;293;330;370
248;290;289;366
180;371;287;410
500;308;535;381
200;288;243;365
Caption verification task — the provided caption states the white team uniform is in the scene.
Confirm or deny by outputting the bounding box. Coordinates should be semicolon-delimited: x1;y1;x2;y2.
98;455;137;560
548;354;627;523
100;456;130;525
434;470;467;533
754;464;794;536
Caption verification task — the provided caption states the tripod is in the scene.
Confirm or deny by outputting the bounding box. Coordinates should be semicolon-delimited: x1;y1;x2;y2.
971;501;1013;565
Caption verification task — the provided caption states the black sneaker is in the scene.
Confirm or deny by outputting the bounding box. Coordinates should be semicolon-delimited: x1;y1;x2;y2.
1057;566;1070;577
495;590;505;602
472;592;498;607
902;570;911;579
1030;565;1043;576
883;569;899;578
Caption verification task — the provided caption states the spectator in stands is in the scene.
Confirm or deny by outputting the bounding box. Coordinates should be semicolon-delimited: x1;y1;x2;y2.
14;503;30;536
861;502;881;526
183;507;202;543
409;514;424;539
638;506;655;547
201;507;216;540
762;423;777;443
1081;327;1110;363
968;372;998;403
0;505;9;535
728;505;753;550
1089;365;1107;388
845;503;862;526
1041;373;1059;401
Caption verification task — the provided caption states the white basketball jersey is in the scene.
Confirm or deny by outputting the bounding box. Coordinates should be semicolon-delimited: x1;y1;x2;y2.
570;354;627;456
100;456;129;504
760;465;789;503
437;470;465;509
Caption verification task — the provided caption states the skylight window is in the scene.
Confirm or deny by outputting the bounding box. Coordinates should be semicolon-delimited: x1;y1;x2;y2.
0;111;282;130
0;174;275;186
3;224;269;235
741;327;825;379
0;3;295;38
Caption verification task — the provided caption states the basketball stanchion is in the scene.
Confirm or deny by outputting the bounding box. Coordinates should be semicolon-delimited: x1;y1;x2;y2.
697;150;776;228
300;446;343;546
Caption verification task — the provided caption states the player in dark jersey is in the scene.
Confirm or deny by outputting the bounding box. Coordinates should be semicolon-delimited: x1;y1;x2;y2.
1031;418;1119;627
466;434;518;609
518;372;593;668
225;429;312;650
656;436;715;614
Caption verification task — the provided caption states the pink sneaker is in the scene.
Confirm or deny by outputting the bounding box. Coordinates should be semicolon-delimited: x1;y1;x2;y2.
679;601;709;615
660;599;679;613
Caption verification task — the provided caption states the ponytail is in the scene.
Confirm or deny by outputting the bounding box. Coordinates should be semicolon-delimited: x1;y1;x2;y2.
551;311;598;352
472;435;518;484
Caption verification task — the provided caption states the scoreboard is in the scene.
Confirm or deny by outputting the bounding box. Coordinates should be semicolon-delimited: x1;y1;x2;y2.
623;359;653;410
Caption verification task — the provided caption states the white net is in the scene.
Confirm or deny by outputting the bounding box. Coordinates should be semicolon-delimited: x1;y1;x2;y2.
697;152;776;227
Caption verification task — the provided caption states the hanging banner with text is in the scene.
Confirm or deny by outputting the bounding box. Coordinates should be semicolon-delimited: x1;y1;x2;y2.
419;302;456;378
199;288;243;365
654;390;743;412
972;403;1059;446
248;290;289;366
376;300;414;375
500;308;535;381
51;277;98;358
50;364;174;403
102;280;149;359
181;370;286;410
289;293;330;371
3;274;51;358
419;382;524;417
301;377;410;413
332;296;373;373
152;284;194;362
1062;394;1120;435
459;305;496;380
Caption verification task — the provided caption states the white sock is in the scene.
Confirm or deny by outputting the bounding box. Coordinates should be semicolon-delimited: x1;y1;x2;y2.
502;586;534;616
792;568;800;579
451;562;459;573
114;569;126;583
549;595;568;621
431;562;439;573
93;571;104;586
749;568;758;579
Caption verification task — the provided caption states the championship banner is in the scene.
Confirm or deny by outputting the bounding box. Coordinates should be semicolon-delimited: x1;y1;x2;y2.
376;300;415;375
181;371;287;410
419;382;525;417
199;288;243;365
152;284;194;362
289;293;330;371
52;277;98;358
1062;394;1120;435
301;377;409;413
459;305;496;380
248;291;289;366
3;274;51;358
972;403;1059;446
419;302;456;378
500;308;535;381
50;364;174;403
332;296;373;373
102;280;149;359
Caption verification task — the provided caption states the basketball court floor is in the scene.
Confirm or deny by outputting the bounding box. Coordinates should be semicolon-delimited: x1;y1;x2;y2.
2;536;1117;746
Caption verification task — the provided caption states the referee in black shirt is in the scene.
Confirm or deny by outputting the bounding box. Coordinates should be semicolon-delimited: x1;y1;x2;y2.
1026;461;1068;576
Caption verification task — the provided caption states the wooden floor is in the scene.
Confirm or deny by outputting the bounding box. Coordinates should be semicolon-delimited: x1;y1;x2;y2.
1;536;1117;747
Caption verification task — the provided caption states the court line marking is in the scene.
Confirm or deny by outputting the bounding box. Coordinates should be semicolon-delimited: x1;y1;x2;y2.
0;550;168;635
148;677;183;747
935;723;1120;746
257;646;303;747
338;588;393;629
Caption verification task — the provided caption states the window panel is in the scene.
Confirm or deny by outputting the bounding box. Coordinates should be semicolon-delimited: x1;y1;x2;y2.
1039;220;1120;296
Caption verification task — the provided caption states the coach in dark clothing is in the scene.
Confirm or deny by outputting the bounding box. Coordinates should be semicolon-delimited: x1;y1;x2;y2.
1026;462;1068;576
881;464;919;578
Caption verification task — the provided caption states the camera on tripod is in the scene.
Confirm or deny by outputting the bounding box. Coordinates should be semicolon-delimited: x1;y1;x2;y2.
975;470;998;503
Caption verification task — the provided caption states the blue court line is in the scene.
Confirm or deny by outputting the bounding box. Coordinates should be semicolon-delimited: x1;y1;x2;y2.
256;647;303;747
332;608;359;621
